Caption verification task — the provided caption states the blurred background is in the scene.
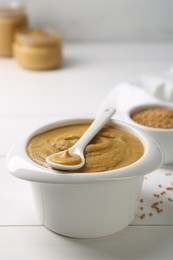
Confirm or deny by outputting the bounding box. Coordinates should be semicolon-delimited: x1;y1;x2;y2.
12;0;173;42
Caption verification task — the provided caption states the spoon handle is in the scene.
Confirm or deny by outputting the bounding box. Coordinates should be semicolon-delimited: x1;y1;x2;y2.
73;107;116;151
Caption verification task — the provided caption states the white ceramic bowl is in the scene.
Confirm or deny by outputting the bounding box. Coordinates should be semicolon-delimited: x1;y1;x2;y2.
124;103;173;164
6;118;163;238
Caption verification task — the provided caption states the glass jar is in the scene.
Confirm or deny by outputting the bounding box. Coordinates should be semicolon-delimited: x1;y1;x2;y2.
0;1;27;56
13;28;62;70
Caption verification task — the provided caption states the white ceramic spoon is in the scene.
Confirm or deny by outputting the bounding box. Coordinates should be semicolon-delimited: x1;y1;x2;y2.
46;107;116;171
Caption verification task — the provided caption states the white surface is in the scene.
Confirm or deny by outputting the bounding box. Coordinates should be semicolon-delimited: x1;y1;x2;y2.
1;0;172;41
1;43;173;258
0;43;173;116
0;226;173;260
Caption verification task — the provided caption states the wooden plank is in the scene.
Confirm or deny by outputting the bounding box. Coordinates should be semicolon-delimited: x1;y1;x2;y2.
0;226;173;259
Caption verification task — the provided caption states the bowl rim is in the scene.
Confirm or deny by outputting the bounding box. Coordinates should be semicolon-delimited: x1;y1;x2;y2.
126;103;173;132
6;117;164;184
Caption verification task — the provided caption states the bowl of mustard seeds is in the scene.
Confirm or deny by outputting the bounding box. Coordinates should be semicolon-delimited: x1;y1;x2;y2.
125;104;173;164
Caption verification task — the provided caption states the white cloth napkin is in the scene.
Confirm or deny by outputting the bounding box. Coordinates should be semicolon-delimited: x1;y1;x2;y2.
134;71;173;103
101;71;173;120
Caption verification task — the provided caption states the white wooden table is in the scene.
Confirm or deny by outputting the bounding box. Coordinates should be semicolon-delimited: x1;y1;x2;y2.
1;43;173;259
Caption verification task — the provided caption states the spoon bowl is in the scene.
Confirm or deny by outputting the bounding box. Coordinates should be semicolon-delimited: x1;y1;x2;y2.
46;107;116;171
46;147;85;171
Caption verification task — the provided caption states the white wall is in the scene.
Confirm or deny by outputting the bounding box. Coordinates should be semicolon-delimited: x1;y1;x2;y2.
4;0;173;41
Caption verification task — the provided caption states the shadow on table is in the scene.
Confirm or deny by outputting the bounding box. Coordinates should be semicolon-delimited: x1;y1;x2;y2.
64;226;173;259
62;56;88;69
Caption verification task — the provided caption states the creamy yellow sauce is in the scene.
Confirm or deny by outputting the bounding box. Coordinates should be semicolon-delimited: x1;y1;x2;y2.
26;124;144;173
51;150;82;165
